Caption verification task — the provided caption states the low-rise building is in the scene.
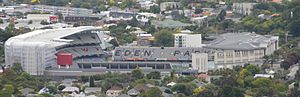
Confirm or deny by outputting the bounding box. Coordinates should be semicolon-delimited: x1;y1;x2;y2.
233;3;257;16
160;2;181;11
190;16;208;27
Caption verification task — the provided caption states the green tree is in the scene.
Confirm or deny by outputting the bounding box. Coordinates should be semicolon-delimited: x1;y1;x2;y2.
37;93;55;97
150;5;160;14
154;29;174;47
54;12;63;23
90;76;95;87
109;25;136;45
289;88;300;97
11;63;23;74
245;64;260;75
28;20;33;24
176;75;196;83
130;16;139;27
217;9;226;21
131;69;144;80
171;83;197;96
5;23;15;33
195;6;203;14
280;60;290;70
140;87;163;97
109;39;119;47
40;20;49;25
252;78;273;87
3;84;14;94
46;86;57;94
57;85;66;91
109;0;116;6
99;4;107;11
146;71;161;79
219;86;244;97
193;87;206;95
251;78;274;96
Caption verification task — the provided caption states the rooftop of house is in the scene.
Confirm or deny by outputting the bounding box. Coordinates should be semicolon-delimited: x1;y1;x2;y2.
84;87;102;94
62;87;80;92
151;19;194;28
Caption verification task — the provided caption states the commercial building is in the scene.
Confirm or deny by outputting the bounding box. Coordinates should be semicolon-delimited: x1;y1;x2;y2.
27;14;58;23
29;5;93;15
63;14;105;25
174;34;202;47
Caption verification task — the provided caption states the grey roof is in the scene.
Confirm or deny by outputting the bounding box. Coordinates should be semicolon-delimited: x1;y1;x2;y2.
127;88;140;95
191;79;207;87
6;26;99;47
20;88;34;95
84;87;102;94
204;32;279;50
162;92;173;97
118;94;131;97
151;19;194;28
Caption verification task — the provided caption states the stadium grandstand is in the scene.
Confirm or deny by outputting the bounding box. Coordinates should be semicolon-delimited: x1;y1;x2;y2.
5;26;113;75
45;62;173;76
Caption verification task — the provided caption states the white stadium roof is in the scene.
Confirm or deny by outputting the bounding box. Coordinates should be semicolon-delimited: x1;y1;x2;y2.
6;26;98;47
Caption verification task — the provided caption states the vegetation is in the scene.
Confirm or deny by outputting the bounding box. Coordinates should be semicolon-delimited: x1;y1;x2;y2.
108;24;137;45
140;87;163;97
0;64;50;96
154;29;174;47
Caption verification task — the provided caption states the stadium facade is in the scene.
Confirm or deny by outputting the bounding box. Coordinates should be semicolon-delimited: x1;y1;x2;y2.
113;32;279;70
5;26;111;75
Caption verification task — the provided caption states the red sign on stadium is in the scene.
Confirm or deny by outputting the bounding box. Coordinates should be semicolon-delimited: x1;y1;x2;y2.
57;53;73;66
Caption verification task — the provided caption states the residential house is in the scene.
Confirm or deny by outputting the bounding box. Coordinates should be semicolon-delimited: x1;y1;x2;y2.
84;87;102;94
151;19;194;29
62;87;80;94
127;88;140;96
106;86;123;97
138;0;157;9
